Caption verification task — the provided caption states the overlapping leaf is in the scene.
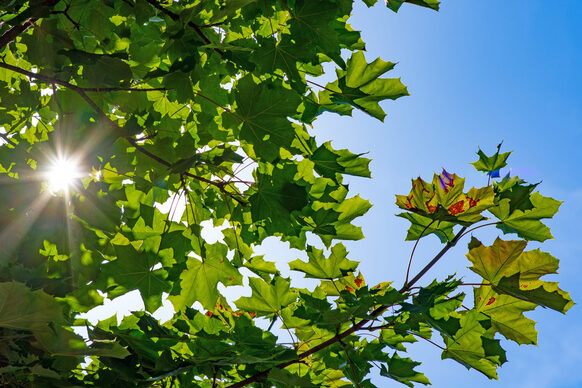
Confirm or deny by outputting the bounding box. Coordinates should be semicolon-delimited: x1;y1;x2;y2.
233;75;301;161
396;212;455;243
310;141;372;181
490;192;562;242
319;51;408;121
289;243;359;279
169;243;243;311
380;353;431;387
441;310;505;379
466;238;572;311
473;286;538;345
0;282;63;331
234;277;297;316
248;163;308;235
99;244;172;312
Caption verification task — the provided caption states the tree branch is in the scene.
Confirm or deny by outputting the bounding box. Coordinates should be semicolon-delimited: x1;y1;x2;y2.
0;132;16;147
78;86;168;92
0;0;61;49
0;62;245;195
226;226;468;388
403;225;467;290
404;219;436;285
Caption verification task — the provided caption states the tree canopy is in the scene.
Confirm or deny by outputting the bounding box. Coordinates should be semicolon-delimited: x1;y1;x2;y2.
0;0;573;387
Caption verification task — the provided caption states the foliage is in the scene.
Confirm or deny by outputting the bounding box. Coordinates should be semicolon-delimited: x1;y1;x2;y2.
0;0;572;387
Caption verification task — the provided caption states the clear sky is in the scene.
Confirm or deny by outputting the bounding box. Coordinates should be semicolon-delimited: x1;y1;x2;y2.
305;1;582;387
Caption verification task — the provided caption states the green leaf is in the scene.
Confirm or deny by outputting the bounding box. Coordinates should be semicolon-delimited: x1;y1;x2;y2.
244;256;280;281
386;0;440;12
234;277;297;316
321;51;408;121
311;141;371;181
252;35;317;91
248;163;308;234
380;353;430;387
441;311;501;379
494;176;538;214
473;286;538;345
289;243;359;279
396;212;455;243
169;243;243;310
345;52;396;88
470;143;512;176
466;238;529;284
289;0;360;68
490;192;562;241
234;75;301;161
467;238;573;313
99;245;172;312
268;368;314;387
0;282;63;331
494;274;574;313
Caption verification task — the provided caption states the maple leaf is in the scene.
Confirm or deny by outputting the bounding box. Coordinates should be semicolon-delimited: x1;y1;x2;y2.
470;142;512;177
289;243;359;280
395;169;495;225
467;238;573;312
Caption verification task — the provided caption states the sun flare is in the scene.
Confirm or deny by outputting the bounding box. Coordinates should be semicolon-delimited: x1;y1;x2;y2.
46;157;82;194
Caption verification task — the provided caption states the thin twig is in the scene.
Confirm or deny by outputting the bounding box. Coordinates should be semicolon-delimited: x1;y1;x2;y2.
403;226;467;290
0;132;16;147
264;0;275;36
404;219;436;285
339;340;363;388
0;0;60;49
81;87;168;92
277;312;297;348
457;221;500;240
182;176;203;258
226;226;468;388
0;62;244;194
143;0;224;56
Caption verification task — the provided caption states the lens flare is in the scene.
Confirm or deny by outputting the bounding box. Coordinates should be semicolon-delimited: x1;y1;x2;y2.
46;157;82;194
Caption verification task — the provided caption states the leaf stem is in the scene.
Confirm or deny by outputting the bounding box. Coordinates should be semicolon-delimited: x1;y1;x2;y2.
279;0;294;17
457;221;500;240
227;227;468;387
181;177;203;259
404;219;436;286
403;226;467;290
277;312;298;348
143;0;225;56
339;339;363;388
0;132;16;147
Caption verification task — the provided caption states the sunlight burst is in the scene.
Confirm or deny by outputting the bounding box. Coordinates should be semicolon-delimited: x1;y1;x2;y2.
46;157;82;194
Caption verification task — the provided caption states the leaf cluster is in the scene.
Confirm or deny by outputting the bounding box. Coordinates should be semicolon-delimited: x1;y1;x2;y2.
0;1;571;387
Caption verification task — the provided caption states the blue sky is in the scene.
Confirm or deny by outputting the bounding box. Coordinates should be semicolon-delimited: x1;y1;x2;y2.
304;1;582;387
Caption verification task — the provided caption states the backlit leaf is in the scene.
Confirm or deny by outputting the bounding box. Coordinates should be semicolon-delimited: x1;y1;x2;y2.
234;276;297;315
289;243;359;279
490;192;562;241
169;243;243;310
